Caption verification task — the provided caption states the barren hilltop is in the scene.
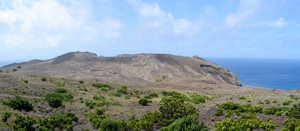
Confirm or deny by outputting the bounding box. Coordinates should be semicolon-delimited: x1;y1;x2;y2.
1;51;241;86
1;52;300;131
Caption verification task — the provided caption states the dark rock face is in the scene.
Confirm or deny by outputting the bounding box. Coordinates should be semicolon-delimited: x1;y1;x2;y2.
0;52;241;86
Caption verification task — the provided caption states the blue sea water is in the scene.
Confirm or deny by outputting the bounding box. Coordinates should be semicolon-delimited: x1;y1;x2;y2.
206;58;300;91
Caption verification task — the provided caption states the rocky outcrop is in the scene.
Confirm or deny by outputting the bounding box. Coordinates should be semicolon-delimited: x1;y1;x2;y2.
0;52;241;86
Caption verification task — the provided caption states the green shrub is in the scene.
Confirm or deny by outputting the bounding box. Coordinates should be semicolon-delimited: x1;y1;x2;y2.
272;100;277;103
39;112;78;131
238;96;247;100
259;118;276;131
17;66;21;69
55;88;67;93
167;114;208;131
265;100;271;104
101;87;108;92
47;97;63;108
281;117;300;131
41;77;47;82
218;102;241;110
79;80;84;84
215;113;261;131
215;108;223;116
92;83;113;90
257;101;264;105
13;115;36;131
93;95;105;101
83;87;88;91
96;109;105;115
225;110;234;117
12;69;17;72
139;98;149;106
45;93;73;108
55;82;65;87
24;80;28;83
117;88;128;94
2;96;33;111
0;69;2;72
190;93;207;104
252;106;263;113
156;97;198;126
124;96;130;99
263;106;277;115
155;76;166;82
149;93;158;98
99;119;122;131
283;100;292;106
2;112;11;122
45;93;73;102
286;104;300;119
275;111;283;116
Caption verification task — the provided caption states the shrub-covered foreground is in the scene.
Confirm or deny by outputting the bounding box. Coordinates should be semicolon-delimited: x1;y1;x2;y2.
2;96;33;111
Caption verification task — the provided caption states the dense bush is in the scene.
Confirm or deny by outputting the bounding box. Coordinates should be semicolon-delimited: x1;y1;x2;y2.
13;115;36;131
96;109;105;115
257;101;264;105
92;83;113;90
265;100;271;104
215;108;224;116
282;100;292;106
24;80;28;83
286;104;300;119
2;112;11;122
190;93;208;104
218;102;241;110
47;97;63;108
128;113;156;131
2;96;33;111
55;88;67;93
139;98;149;106
156;97;198;126
45;92;73;102
259;118;276;131
281;118;300;131
45;93;73;108
79;80;84;84
238;96;247;100
93;94;105;101
41;77;47;82
215;113;261;131
99;119;122;131
55;82;65;87
167;114;208;131
263;106;277;115
117;87;128;94
39;112;78;131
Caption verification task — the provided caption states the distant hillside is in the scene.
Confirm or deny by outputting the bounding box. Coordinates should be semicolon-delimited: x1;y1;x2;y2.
0;52;241;86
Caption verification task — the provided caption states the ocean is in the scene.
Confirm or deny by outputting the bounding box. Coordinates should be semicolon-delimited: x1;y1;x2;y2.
206;58;300;91
1;58;300;90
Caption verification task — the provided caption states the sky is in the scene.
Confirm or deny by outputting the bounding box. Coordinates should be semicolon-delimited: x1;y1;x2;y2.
0;0;300;61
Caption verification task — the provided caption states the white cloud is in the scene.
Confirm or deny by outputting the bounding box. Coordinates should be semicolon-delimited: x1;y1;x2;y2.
224;0;260;28
127;0;199;35
268;17;288;27
0;0;122;49
99;19;123;38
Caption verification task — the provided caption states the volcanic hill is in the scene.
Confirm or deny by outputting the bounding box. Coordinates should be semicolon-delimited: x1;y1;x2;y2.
1;51;241;86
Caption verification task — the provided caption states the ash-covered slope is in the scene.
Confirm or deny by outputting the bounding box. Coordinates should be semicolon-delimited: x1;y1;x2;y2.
1;52;241;86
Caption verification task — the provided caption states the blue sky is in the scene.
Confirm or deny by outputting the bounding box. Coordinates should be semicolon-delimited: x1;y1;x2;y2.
0;0;300;61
